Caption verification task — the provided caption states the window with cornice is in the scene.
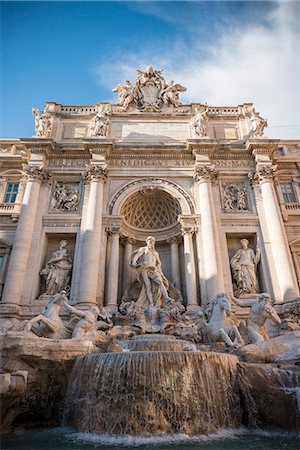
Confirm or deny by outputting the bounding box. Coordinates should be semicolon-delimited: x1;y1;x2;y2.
280;182;297;204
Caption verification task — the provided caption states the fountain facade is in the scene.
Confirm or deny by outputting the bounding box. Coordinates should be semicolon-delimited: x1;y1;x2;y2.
0;66;299;438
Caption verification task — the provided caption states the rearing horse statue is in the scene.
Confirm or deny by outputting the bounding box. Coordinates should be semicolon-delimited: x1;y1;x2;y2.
206;293;244;347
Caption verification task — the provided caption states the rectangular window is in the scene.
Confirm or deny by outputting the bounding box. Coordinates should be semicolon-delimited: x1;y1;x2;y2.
4;182;19;204
281;182;297;204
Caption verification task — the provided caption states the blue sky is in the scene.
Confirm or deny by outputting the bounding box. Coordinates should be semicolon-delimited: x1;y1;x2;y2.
1;1;299;139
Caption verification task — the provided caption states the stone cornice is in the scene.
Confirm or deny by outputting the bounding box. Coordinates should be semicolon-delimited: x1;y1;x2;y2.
246;139;280;158
20;138;55;157
82;140;114;157
187;140;219;156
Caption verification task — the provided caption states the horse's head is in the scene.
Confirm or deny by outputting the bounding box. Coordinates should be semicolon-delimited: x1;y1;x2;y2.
213;292;232;316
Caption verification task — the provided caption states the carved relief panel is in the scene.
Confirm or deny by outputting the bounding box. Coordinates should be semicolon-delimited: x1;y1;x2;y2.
221;181;249;212
49;180;81;213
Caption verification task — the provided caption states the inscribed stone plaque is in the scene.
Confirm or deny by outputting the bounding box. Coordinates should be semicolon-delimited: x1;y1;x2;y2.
111;121;190;141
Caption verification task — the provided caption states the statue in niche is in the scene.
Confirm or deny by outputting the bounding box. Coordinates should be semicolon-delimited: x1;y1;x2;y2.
32;106;52;137
88;106;111;137
191;106;209;137
248;112;268;138
50;182;80;212
26;290;71;339
231;293;281;344
129;236;174;308
230;239;260;297
223;184;248;211
40;240;73;295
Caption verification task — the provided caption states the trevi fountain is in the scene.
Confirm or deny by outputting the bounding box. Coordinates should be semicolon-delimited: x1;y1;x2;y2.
0;67;299;449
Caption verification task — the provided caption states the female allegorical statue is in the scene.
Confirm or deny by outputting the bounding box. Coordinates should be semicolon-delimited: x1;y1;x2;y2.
40;240;73;295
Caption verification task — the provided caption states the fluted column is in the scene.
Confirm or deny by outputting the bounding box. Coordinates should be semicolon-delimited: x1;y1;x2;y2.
194;165;224;303
105;225;120;312
1;166;49;308
78;165;107;306
181;223;198;309
250;164;299;301
167;236;181;289
123;237;136;290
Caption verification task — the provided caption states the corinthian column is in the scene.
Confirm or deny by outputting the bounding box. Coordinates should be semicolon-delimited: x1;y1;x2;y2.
167;236;181;289
250;164;299;301
194;165;224;304
105;225;120;313
1;166;49;308
78;165;107;306
180;223;198;309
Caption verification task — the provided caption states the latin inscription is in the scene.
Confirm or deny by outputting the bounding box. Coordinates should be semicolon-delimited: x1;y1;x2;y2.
109;159;193;167
49;159;89;168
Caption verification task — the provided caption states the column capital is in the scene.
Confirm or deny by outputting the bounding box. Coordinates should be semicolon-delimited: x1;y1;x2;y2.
193;164;218;183
106;217;122;236
125;236;137;245
22;164;50;183
248;164;277;186
83;164;107;183
166;235;182;245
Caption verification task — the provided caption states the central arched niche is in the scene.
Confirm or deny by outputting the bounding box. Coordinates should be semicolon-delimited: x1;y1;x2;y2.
119;187;182;295
120;187;181;241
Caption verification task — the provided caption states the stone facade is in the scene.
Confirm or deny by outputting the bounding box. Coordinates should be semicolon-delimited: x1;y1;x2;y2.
0;67;299;322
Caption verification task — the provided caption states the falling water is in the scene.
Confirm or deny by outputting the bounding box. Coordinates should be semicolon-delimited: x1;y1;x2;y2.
64;335;242;436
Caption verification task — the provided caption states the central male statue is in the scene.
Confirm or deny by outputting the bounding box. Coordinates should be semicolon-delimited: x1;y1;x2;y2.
130;236;173;307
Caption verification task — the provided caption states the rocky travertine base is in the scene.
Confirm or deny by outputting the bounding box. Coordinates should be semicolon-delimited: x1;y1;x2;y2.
238;331;300;363
238;362;300;429
1;332;299;434
0;333;98;433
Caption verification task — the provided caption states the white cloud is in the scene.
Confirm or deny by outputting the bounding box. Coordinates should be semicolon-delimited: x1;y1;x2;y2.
94;1;300;139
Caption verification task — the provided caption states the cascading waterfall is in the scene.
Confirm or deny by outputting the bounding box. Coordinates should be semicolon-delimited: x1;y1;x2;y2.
64;335;242;436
